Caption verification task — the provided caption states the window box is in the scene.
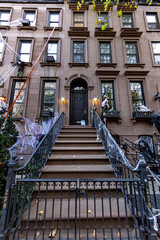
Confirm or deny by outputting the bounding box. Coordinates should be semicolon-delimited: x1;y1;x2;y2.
102;110;120;119
133;111;153;119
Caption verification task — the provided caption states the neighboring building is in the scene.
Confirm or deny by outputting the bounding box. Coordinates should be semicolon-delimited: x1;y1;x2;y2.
0;0;160;149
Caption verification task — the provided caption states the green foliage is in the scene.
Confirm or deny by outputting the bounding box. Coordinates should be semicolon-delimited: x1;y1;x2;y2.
0;116;19;215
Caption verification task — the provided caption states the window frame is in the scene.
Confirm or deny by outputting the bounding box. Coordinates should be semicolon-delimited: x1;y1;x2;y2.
125;41;140;64
0;9;11;26
122;13;134;28
73;12;84;27
130;81;145;111
48;10;60;27
9;79;27;118
72;40;85;63
23;9;37;27
151;41;160;66
99;41;112;64
45;40;59;62
0;37;5;63
146;12;159;30
41;80;57;116
17;39;33;64
101;81;116;111
97;12;109;28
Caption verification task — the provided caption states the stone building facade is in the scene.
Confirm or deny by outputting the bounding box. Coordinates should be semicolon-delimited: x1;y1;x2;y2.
0;0;160;148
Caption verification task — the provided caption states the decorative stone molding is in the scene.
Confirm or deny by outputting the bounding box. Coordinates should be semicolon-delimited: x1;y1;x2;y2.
17;26;37;31
124;70;149;76
96;70;120;75
40;62;61;67
44;26;62;31
124;63;145;68
95;28;116;37
69;63;89;67
68;27;90;37
120;28;143;37
97;63;117;68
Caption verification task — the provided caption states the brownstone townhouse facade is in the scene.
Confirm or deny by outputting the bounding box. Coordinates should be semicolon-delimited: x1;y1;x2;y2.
0;0;160;148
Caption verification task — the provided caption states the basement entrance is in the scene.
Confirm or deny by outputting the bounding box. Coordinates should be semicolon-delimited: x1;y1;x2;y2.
70;79;88;125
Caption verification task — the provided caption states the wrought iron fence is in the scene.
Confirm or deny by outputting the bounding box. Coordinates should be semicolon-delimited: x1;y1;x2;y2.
1;179;147;240
0;113;65;239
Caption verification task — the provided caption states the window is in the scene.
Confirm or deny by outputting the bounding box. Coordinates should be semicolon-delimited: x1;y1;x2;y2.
73;12;84;27
122;13;134;28
97;13;108;27
41;81;56;114
146;13;159;29
0;41;4;61
0;10;10;25
23;10;36;26
46;41;58;62
126;42;139;63
152;42;160;65
130;82;145;111
99;42;112;63
18;40;32;62
73;41;85;63
10;81;26;117
102;82;115;111
48;11;60;27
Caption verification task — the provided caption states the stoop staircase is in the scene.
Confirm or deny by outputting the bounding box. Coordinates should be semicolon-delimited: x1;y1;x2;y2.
14;126;141;239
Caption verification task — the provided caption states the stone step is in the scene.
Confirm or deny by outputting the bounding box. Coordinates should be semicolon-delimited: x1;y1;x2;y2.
41;165;115;179
58;135;98;141
47;155;109;165
54;141;102;148
51;147;106;155
60;131;97;136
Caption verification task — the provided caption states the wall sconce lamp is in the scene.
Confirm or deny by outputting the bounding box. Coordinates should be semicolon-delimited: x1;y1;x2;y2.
93;97;98;105
0;96;6;101
61;97;65;104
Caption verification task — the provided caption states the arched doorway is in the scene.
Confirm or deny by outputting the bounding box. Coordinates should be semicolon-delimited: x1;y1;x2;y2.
70;79;88;125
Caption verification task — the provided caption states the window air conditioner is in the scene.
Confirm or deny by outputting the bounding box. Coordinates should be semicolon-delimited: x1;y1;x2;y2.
21;19;30;26
46;56;56;62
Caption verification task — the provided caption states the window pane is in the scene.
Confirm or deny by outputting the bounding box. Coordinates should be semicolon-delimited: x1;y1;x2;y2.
130;82;144;110
127;55;137;63
152;43;160;54
44;82;56;89
73;42;84;53
154;55;160;65
74;13;84;27
11;81;26;117
48;43;57;54
126;43;136;54
12;104;24;117
42;81;56;113
100;55;111;63
20;42;31;54
146;13;158;29
20;54;30;62
0;42;4;59
97;13;108;27
49;12;60;27
102;82;115;110
73;55;84;63
0;11;10;25
122;13;133;28
44;90;55;103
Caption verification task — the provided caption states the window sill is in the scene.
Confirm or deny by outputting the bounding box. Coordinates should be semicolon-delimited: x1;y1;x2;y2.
40;62;61;67
0;26;10;30
152;64;160;67
11;61;32;67
69;63;89;68
147;29;160;32
17;26;37;31
97;63;117;68
95;28;116;37
125;63;145;68
68;27;90;37
12;117;25;122
120;28;142;37
44;26;62;31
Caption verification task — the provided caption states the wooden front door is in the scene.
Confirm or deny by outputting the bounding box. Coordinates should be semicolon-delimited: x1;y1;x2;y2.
70;84;88;125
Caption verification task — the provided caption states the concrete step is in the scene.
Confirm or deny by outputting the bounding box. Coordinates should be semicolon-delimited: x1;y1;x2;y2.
47;155;109;165
54;141;102;148
59;131;97;136
58;135;97;141
41;165;115;179
51;147;106;155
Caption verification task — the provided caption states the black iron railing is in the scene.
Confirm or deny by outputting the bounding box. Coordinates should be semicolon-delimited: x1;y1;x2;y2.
0;113;64;239
1;179;146;240
93;111;160;238
133;111;153;120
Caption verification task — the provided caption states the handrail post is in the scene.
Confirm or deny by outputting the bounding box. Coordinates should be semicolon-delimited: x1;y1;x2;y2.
0;154;19;240
139;162;158;240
